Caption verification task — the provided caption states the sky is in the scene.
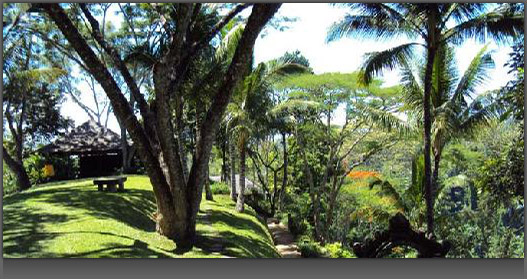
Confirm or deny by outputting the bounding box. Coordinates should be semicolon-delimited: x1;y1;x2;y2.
61;3;516;133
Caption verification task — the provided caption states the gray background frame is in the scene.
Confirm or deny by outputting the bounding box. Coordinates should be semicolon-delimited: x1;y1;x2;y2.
1;0;525;278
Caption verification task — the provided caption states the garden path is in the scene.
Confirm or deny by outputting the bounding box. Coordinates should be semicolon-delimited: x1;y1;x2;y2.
266;218;301;258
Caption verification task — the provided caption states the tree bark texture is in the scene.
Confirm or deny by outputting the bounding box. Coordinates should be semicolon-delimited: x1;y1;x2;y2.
423;13;438;235
2;146;31;191
423;46;437;236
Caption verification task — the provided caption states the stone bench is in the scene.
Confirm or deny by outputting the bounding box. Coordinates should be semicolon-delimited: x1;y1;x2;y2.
93;177;127;192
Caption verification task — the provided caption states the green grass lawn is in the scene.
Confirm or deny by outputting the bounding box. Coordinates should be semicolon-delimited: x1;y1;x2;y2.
3;175;279;258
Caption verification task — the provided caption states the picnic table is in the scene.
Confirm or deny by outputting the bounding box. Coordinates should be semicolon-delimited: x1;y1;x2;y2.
93;177;127;192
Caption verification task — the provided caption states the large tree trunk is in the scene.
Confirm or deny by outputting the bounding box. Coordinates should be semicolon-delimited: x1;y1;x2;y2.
3;146;31;191
119;88;133;173
423;38;438;236
42;3;190;246
196;100;213;201
178;126;189;184
176;100;189;184
230;138;237;200
39;3;281;249
236;142;246;212
181;3;282;247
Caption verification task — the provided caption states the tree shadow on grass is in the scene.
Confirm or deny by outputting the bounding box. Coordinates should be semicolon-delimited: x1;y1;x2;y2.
192;210;279;258
4;183;278;258
36;178;94;188
3;184;166;258
38;187;158;232
58;236;171;258
4;225;172;258
212;210;270;239
3;203;74;257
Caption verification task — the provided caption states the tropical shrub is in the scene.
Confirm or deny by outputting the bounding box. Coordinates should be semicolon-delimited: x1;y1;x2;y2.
324;242;355;258
210;181;230;195
298;240;328;258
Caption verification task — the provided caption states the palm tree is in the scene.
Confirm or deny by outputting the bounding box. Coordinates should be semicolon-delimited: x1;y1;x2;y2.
227;60;310;212
326;3;523;235
401;45;497;206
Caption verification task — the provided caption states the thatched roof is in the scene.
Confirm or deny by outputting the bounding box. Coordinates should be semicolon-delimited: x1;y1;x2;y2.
39;120;123;155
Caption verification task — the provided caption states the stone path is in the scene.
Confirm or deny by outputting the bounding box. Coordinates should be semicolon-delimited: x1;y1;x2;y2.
266;218;301;258
198;209;226;256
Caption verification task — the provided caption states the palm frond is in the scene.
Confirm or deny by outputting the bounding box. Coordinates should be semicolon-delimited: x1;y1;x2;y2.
405;149;425;208
458;93;496;136
443;9;524;45
431;45;458;109
234;63;266;105
360;43;419;84
442;3;488;25
326;14;411;43
328;3;419;40
215;23;245;65
431;103;460;151
355;102;413;135
400;61;424;115
14;67;67;83
452;44;495;103
369;178;407;212
123;43;158;68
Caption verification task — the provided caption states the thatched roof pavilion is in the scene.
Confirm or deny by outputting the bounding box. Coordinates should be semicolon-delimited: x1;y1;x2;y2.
39;120;126;178
39;120;123;155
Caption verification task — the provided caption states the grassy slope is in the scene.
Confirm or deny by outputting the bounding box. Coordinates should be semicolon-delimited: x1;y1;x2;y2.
3;175;279;258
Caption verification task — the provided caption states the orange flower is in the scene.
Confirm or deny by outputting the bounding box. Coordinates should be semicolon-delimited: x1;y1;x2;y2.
347;170;379;179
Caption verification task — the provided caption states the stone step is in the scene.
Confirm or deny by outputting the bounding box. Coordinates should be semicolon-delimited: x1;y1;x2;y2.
266;220;302;258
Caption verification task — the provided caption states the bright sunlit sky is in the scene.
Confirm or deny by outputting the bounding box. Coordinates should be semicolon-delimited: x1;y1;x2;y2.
61;3;516;133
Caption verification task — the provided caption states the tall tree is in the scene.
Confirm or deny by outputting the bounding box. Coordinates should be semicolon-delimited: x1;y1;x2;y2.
31;3;281;248
3;15;72;191
326;3;523;235
400;45;497;207
273;72;408;242
228;58;309;212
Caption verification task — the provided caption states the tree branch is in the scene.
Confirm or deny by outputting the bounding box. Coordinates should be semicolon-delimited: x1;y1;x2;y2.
338;123;373;163
68;90;97;121
341;139;397;181
189;3;252;57
37;3;174;206
29;27;91;73
79;4;153;130
187;3;281;216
